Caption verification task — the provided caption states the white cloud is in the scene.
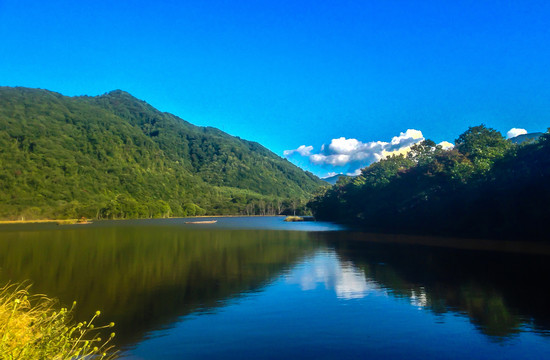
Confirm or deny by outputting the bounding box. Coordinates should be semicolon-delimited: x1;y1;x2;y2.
322;172;339;179
297;145;314;156
391;129;423;146
310;153;326;164
347;169;362;176
310;153;351;166
283;145;314;157
286;129;453;176
307;130;424;169
328;137;361;154
506;128;527;139
438;141;454;150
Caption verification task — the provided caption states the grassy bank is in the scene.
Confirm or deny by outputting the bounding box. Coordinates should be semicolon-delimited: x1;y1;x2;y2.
0;219;79;225
0;283;117;359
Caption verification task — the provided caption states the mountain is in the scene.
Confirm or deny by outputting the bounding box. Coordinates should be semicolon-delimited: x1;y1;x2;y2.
509;132;543;144
0;87;325;219
322;174;352;185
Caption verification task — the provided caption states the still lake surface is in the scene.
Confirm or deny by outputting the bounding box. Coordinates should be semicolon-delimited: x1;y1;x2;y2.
1;216;550;359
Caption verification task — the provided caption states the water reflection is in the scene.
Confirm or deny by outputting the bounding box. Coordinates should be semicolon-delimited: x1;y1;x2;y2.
124;237;550;359
0;221;320;349
1;219;550;358
286;252;384;300
317;231;550;339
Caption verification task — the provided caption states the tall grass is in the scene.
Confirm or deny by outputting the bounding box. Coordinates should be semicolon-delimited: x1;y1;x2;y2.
0;282;117;359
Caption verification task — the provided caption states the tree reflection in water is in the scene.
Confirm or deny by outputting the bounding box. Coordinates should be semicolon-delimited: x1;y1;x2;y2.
315;231;550;339
1;220;549;354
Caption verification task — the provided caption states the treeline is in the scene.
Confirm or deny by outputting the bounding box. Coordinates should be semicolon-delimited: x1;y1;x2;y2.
0;87;322;219
309;125;550;239
9;189;309;220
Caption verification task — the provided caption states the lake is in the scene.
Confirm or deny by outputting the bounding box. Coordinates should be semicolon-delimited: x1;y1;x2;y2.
1;216;549;359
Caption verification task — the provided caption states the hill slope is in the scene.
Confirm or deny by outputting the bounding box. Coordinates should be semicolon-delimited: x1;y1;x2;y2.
0;87;324;219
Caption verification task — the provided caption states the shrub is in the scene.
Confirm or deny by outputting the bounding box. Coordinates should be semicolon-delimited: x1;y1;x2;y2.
0;282;117;359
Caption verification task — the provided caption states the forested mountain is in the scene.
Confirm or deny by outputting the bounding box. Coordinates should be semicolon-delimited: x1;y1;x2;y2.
0;87;324;219
309;125;550;240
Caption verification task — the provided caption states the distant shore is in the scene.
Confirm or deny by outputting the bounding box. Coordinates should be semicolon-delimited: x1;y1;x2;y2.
0;215;290;225
178;215;286;218
0;219;80;225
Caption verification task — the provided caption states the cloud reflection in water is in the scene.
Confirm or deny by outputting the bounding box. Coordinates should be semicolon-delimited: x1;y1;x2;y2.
285;251;387;300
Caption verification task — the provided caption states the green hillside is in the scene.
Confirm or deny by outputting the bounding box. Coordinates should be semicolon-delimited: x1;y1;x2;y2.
0;87;324;219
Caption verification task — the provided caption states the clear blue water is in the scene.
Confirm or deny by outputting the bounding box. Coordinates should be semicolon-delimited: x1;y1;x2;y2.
1;217;549;359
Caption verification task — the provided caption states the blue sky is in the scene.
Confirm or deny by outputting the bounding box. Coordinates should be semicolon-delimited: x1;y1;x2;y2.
1;1;549;177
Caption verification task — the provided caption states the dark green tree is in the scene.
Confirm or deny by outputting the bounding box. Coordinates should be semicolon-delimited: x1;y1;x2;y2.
407;139;440;166
455;125;510;172
308;126;550;240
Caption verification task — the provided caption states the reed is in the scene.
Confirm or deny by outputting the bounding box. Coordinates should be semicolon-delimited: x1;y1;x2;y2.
0;282;117;359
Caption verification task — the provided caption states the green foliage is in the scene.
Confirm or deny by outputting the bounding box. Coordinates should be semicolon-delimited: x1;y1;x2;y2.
309;126;550;239
0;87;325;219
455;124;511;172
353;154;415;188
407;139;440;166
182;203;206;216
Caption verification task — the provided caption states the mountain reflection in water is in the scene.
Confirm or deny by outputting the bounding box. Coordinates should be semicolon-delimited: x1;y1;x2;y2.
0;221;318;348
1;218;549;359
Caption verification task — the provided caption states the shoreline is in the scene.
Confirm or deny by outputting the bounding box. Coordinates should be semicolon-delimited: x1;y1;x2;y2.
342;231;550;256
0;215;287;225
2;217;549;255
0;219;79;225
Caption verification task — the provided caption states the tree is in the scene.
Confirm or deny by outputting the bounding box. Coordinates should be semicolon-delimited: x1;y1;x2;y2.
407;139;440;166
455;125;510;172
354;154;414;188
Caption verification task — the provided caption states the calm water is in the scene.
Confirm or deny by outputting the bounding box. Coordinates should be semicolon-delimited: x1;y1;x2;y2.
1;217;549;359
